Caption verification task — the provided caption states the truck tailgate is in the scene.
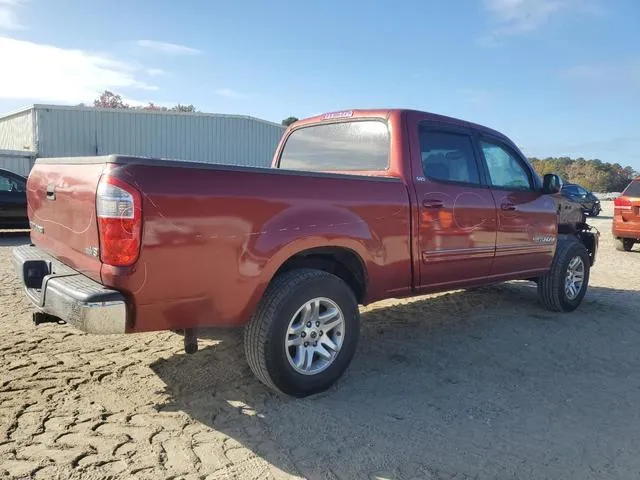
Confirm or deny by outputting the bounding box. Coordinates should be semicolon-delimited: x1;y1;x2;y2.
27;161;105;281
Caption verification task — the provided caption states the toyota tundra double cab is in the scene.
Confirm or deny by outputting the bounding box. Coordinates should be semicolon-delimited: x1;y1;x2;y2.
13;109;598;397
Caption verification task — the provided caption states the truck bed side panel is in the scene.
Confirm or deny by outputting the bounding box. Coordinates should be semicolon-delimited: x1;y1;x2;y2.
103;164;412;332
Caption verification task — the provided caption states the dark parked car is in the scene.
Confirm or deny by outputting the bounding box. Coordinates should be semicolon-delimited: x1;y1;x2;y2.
561;183;601;216
0;168;28;229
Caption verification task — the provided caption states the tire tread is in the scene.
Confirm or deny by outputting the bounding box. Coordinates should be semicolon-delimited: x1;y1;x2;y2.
615;238;635;252
244;268;353;395
537;237;589;312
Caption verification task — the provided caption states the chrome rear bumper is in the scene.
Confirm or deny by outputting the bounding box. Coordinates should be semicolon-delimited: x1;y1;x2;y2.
12;244;127;334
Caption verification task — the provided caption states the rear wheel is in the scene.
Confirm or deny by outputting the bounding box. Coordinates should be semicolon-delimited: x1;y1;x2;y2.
537;238;590;312
615;238;635;252
244;269;360;397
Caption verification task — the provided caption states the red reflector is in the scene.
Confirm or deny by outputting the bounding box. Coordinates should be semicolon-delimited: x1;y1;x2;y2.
96;177;142;267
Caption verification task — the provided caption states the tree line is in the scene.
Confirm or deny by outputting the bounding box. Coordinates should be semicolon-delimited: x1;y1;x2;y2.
529;157;636;193
89;90;299;126
87;91;198;113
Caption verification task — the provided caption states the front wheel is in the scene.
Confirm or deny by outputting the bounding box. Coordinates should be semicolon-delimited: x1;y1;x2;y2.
244;269;360;397
615;238;635;252
537;238;590;312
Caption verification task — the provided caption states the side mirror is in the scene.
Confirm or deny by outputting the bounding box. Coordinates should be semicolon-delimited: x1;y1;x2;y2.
542;174;561;194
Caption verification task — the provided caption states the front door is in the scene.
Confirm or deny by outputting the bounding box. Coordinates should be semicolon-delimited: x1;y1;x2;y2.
412;123;498;288
476;136;557;276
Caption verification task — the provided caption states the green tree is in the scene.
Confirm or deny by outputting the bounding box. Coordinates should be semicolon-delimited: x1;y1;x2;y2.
93;90;129;109
92;91;199;113
529;156;637;192
282;116;299;127
171;104;198;113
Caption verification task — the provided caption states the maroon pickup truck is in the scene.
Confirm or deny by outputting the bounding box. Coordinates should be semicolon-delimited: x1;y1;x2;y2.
13;109;598;397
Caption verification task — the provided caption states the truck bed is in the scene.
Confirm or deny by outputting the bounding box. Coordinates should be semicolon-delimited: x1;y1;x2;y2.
27;155;412;332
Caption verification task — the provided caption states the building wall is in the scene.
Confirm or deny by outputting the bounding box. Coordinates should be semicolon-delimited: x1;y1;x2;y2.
34;106;285;168
0;109;34;152
0;150;36;177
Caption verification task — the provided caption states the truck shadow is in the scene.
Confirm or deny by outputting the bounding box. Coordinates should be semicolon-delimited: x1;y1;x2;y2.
150;283;640;478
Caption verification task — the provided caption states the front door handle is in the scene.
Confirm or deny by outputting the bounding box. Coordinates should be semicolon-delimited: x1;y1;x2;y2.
423;200;444;209
500;203;517;211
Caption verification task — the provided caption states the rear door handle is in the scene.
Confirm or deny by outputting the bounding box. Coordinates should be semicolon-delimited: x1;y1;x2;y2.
501;203;517;211
423;200;444;209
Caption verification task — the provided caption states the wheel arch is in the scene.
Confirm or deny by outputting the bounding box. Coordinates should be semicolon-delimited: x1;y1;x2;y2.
271;246;368;304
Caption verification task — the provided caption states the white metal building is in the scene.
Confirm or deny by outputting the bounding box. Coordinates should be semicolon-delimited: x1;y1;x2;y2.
0;104;286;176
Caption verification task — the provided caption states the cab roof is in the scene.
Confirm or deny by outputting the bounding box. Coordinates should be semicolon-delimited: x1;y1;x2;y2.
295;108;509;141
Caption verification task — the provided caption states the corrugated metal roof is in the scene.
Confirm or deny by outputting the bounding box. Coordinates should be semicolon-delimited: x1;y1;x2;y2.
34;107;285;167
0;104;286;169
0;104;283;128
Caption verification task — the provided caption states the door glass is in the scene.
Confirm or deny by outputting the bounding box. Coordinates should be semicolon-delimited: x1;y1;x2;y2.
419;130;481;185
480;141;533;190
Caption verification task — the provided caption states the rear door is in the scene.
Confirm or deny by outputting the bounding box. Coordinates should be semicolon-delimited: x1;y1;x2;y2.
476;134;557;276
410;121;498;288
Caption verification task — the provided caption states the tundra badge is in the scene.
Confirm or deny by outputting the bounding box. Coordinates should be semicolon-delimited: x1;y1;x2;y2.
29;221;44;234
533;234;555;244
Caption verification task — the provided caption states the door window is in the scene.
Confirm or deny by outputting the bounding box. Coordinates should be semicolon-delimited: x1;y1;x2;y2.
480;141;533;190
419;130;482;185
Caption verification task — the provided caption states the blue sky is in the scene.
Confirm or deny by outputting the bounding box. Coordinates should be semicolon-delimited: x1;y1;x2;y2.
1;0;639;169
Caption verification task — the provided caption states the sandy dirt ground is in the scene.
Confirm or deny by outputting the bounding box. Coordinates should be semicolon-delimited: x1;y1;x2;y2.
1;201;640;480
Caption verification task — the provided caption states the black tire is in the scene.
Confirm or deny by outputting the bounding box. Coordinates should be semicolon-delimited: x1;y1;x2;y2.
244;269;360;397
537;238;590;312
615;238;635;252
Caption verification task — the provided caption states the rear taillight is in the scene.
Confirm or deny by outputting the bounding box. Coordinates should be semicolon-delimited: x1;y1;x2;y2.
96;176;142;267
614;196;632;211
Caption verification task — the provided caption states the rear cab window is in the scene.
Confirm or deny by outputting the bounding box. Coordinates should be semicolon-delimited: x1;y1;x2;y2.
278;120;389;171
623;180;640;198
